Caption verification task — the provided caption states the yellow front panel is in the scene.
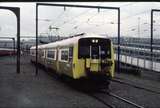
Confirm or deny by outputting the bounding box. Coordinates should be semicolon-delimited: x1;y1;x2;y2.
86;59;90;68
90;59;100;72
72;42;115;79
72;44;86;79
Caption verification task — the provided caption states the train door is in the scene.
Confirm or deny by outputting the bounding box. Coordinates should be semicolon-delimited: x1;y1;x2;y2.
89;45;101;72
91;44;111;69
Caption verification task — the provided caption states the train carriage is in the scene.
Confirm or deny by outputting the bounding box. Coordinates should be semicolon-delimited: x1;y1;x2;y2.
30;33;115;84
0;48;16;56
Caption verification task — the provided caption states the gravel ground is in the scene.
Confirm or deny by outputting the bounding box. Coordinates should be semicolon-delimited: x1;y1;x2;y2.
0;56;107;108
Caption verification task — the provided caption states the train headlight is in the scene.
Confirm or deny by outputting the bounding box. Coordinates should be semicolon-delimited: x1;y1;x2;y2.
92;39;98;43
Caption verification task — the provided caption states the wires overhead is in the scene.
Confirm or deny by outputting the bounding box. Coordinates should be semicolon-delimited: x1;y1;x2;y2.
121;9;151;21
51;7;73;28
42;3;107;36
38;2;160;38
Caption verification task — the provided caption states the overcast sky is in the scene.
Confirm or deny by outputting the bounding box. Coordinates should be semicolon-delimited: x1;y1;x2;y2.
0;2;160;39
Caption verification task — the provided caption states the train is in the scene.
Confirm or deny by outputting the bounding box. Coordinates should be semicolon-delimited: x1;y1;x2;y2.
30;33;115;87
0;48;16;56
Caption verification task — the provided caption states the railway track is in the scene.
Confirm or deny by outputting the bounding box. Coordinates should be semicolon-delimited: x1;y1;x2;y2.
84;75;160;108
107;92;144;108
111;77;160;94
111;77;160;95
88;94;116;108
44;70;148;108
57;77;145;108
87;90;144;108
34;62;156;108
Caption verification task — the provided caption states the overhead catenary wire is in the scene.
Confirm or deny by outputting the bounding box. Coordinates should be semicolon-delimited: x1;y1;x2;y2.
68;3;137;35
39;3;131;36
42;3;114;36
50;7;73;28
58;8;100;36
67;9;101;34
41;8;94;37
39;2;160;38
39;7;72;38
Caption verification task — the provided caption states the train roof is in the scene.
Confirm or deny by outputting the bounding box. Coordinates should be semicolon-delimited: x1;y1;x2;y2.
30;33;108;49
0;48;15;51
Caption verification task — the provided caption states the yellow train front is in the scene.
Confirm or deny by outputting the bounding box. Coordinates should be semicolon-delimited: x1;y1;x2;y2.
30;33;115;87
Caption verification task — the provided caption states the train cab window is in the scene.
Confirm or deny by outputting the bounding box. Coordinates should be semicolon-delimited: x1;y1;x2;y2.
47;50;56;60
79;46;90;58
101;45;111;59
60;49;68;62
78;38;111;59
92;45;99;59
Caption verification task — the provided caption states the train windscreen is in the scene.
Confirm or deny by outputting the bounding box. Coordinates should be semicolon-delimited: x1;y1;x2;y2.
78;38;111;59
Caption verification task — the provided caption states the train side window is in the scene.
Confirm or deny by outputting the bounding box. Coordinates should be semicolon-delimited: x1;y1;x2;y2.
38;49;41;57
60;49;68;62
34;50;36;56
47;50;56;60
79;46;90;58
33;50;36;56
69;47;73;62
30;49;33;55
42;50;45;58
32;49;36;56
101;46;111;59
40;49;44;57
